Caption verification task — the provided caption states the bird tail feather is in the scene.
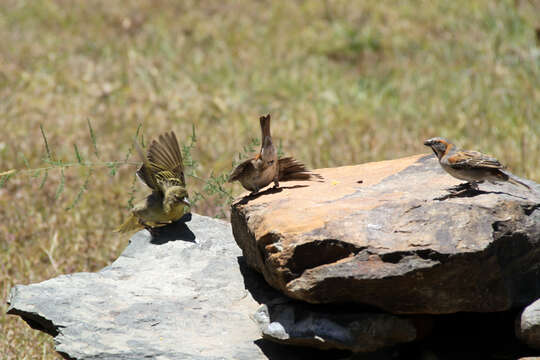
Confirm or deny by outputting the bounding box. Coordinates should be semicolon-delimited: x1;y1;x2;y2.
507;176;531;190
278;157;323;182
115;215;142;233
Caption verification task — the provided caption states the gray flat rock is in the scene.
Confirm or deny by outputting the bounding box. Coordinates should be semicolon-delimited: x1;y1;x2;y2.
7;214;331;360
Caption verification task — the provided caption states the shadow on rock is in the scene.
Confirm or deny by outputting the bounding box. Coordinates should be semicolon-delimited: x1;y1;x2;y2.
401;309;537;360
237;256;284;304
149;213;196;245
254;339;355;360
434;188;489;201
236;185;309;205
435;188;527;201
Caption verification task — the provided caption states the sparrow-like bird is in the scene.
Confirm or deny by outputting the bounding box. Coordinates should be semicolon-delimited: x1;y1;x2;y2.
116;131;191;233
228;114;322;194
424;137;530;192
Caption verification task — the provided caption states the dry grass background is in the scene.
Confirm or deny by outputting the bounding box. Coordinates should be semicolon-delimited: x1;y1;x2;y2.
1;0;539;358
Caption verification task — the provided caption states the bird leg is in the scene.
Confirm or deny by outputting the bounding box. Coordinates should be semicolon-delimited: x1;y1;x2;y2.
147;223;170;237
144;224;160;237
273;174;280;189
139;219;167;235
139;219;152;230
447;181;481;195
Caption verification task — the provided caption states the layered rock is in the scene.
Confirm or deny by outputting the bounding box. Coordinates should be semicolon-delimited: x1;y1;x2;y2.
231;154;540;314
7;154;540;358
253;301;428;352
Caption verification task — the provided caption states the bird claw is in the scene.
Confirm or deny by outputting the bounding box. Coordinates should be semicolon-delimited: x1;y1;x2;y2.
446;182;480;195
148;225;167;237
139;219;152;231
448;182;474;192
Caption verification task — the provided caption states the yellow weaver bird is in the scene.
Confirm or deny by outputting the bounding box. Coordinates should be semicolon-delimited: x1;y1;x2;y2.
116;131;190;233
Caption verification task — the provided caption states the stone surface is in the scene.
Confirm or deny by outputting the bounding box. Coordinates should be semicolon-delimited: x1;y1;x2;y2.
253;300;424;352
518;299;540;350
7;213;427;359
231;154;540;314
8;214;339;360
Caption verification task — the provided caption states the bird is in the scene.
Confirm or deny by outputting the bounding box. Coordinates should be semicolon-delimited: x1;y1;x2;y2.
424;137;530;192
228;114;322;195
116;131;191;233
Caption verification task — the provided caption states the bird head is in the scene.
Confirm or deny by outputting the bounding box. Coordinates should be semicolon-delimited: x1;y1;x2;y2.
163;186;190;213
424;137;453;160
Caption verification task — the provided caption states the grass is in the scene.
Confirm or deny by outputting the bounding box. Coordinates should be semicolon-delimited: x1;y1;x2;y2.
1;0;539;358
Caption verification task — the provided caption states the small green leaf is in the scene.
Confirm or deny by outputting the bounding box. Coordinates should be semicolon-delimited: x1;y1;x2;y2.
277;139;284;158
66;168;92;210
55;169;65;200
191;123;197;142
40;124;52;160
87;118;99;158
73;143;83;164
0;172;14;188
127;173;138;209
20;153;30;168
39;169;49;189
106;162;118;177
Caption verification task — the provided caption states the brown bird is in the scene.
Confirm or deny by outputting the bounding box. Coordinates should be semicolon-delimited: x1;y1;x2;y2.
228;114;322;194
116;131;191;233
424;137;530;192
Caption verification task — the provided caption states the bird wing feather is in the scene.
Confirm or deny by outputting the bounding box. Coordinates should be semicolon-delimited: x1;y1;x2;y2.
228;159;255;182
447;151;504;169
135;132;186;193
147;131;186;187
135;139;159;191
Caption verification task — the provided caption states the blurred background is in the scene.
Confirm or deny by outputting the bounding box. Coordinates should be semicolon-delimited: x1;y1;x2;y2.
1;0;539;358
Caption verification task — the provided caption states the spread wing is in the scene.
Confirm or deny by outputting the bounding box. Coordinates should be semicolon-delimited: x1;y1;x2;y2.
447;150;504;169
147;131;186;187
135;139;159;191
228;159;255;182
135;131;185;193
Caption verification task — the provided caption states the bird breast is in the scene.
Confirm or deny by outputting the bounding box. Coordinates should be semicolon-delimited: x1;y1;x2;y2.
441;161;496;182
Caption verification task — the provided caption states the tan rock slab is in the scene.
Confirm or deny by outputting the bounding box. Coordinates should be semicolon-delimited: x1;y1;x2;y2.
231;154;540;314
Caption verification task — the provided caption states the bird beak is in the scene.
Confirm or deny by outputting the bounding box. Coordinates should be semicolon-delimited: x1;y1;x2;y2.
182;198;191;206
423;140;432;147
